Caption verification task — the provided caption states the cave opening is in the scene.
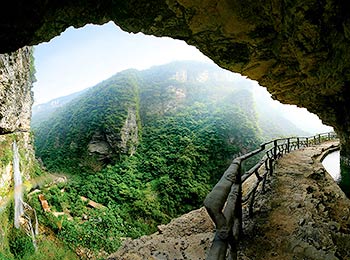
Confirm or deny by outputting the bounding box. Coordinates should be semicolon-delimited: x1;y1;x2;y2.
0;1;349;257
25;21;338;258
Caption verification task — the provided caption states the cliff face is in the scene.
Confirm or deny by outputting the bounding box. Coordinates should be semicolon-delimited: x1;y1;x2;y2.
0;47;33;134
32;61;266;174
0;47;36;203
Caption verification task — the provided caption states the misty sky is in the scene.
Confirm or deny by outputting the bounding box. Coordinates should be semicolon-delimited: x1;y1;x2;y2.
32;21;332;134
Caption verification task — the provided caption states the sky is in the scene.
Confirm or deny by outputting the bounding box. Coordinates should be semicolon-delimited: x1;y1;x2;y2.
32;21;333;134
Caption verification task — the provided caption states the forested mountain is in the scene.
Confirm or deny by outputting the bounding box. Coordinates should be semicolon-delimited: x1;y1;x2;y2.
31;88;89;126
31;61;307;257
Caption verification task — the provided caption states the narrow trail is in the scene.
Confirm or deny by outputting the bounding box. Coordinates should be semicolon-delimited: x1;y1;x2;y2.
240;141;350;260
109;141;350;260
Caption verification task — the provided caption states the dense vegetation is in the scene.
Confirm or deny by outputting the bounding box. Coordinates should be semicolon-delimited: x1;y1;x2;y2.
30;61;306;258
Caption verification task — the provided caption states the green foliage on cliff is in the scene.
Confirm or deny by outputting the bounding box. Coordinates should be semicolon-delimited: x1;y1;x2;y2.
0;206;14;259
0;137;13;170
8;228;35;259
34;70;140;173
31;61;305;256
0;200;78;260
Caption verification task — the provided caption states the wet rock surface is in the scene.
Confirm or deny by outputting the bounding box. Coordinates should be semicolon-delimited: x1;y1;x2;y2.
109;141;350;259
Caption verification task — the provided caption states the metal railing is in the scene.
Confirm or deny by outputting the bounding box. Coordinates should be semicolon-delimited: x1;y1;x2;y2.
204;132;338;260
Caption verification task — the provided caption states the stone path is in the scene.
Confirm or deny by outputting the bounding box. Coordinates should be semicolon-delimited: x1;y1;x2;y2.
109;141;350;260
240;141;350;260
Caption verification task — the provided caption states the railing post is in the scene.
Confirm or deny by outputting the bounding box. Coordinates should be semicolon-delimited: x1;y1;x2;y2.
262;160;268;192
204;131;337;260
269;159;273;176
227;164;242;260
297;137;300;149
234;164;243;236
204;161;241;260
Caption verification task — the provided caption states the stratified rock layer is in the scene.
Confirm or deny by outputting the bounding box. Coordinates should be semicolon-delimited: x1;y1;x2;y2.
108;141;350;260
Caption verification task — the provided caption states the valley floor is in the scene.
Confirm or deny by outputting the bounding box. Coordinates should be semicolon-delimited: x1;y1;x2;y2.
108;141;350;260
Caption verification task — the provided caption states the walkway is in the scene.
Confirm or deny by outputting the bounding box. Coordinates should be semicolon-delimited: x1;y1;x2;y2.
240;140;350;259
109;141;350;260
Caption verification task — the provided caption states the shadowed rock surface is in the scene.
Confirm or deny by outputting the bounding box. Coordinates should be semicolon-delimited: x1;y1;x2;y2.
108;141;350;260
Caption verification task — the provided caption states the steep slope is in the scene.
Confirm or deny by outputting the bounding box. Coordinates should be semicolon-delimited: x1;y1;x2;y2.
33;69;140;172
32;62;263;173
31;88;89;127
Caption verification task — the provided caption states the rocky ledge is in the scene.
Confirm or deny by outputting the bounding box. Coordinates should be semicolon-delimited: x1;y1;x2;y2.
108;141;350;260
107;207;214;260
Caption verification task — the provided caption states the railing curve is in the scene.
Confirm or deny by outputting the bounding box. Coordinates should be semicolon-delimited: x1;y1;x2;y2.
204;132;338;260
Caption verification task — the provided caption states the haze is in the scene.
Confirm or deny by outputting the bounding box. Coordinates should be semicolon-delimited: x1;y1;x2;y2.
32;21;332;134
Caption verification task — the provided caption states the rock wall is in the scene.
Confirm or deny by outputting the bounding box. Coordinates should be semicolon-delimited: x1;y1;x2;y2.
0;47;36;204
119;108;139;155
87;108;139;161
0;47;33;133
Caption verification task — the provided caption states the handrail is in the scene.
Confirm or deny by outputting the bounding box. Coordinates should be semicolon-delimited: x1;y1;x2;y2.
204;132;338;260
